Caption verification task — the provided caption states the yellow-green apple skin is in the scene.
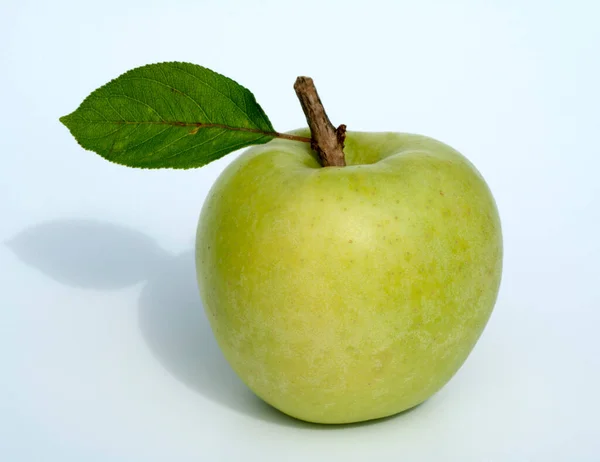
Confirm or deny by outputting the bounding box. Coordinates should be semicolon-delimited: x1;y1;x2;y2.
195;129;502;424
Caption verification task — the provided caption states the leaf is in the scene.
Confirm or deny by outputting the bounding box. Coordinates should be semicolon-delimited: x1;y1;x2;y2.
60;62;276;169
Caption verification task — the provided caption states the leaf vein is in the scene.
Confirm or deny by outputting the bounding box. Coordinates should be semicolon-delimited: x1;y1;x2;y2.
169;63;253;126
161;129;229;161
118;125;173;155
95;94;166;121
120;76;212;122
77;125;126;141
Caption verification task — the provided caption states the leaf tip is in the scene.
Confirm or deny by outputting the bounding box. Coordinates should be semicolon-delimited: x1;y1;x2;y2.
59;113;72;128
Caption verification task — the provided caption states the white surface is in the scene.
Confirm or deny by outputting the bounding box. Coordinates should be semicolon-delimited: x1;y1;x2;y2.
1;0;599;460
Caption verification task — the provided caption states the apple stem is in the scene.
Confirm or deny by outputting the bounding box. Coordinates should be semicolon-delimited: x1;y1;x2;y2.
293;77;346;167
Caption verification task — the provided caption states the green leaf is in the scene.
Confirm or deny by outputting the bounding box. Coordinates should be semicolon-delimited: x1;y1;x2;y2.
60;62;276;169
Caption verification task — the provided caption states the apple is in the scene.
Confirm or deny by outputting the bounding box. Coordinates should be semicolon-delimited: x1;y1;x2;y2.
195;128;502;424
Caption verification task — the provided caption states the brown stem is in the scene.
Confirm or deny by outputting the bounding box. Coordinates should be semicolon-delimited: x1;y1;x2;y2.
293;77;346;167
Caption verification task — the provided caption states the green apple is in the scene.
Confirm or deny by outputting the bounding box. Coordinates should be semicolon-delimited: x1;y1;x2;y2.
195;129;502;424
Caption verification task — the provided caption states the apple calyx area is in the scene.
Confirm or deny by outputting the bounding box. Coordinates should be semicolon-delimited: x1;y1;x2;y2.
294;77;347;167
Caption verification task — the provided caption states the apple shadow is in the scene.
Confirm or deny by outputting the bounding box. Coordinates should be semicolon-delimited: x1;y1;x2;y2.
6;219;306;426
7;219;418;430
5;219;164;289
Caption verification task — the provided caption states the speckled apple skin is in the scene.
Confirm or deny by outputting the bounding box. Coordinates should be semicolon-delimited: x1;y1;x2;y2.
196;130;502;424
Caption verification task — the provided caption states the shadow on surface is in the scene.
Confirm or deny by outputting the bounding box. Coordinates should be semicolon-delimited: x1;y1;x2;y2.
6;219;298;425
6;219;163;289
7;219;418;429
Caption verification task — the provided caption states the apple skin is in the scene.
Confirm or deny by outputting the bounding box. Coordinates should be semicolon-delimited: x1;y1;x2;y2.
195;129;502;424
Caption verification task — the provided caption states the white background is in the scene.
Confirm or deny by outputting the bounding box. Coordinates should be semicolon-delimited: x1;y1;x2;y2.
1;0;599;460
